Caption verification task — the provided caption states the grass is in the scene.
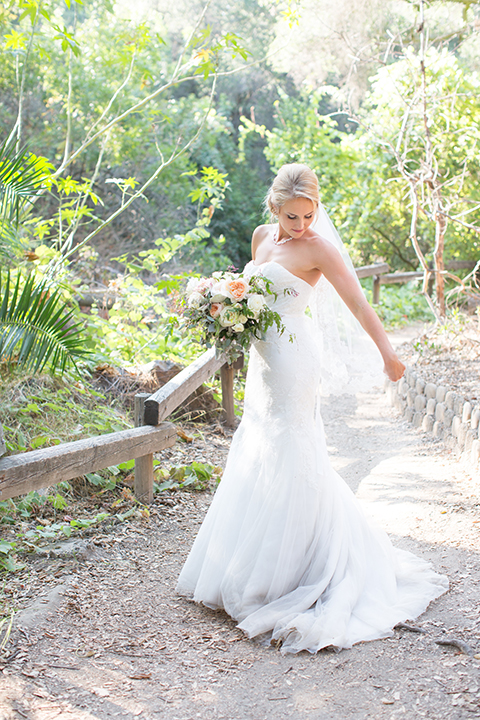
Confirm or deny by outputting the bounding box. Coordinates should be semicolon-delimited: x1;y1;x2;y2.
0;371;132;456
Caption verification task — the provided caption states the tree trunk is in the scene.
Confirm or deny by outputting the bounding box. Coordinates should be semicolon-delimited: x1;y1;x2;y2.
434;213;447;317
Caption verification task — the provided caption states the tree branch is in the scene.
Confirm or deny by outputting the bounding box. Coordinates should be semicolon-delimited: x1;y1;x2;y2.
371;225;417;269
50;75;218;270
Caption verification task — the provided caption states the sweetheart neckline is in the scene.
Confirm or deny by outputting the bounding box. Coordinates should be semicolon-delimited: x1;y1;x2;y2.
250;260;317;289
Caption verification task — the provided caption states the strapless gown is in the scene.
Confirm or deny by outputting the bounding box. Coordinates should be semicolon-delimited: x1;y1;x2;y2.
176;260;448;654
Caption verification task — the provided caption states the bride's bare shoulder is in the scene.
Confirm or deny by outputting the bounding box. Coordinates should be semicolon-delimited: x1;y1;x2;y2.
253;223;274;240
252;223;274;254
306;228;334;253
305;229;343;269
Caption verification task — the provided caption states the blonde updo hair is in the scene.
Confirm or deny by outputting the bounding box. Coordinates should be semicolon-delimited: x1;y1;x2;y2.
265;163;319;218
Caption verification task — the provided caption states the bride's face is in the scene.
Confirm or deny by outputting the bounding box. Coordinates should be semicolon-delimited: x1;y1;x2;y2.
277;197;315;240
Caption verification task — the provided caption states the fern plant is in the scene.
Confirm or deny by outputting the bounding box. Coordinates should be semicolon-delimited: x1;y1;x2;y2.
0;271;90;374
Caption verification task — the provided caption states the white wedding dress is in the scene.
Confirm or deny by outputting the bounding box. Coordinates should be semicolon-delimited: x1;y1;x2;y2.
176;260;448;654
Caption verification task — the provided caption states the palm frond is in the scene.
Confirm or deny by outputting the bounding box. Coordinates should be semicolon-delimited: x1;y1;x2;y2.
0;136;46;227
0;271;91;375
0;218;26;263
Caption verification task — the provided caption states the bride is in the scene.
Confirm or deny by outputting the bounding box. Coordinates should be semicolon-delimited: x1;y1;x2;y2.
176;163;448;654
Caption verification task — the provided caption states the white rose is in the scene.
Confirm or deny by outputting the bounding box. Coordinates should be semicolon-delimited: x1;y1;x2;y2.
247;294;266;315
218;307;237;327
188;291;204;308
232;323;244;333
238;314;247;323
210;281;228;302
186;277;200;294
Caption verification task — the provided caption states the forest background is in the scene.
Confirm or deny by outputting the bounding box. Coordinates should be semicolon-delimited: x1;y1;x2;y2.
0;0;480;539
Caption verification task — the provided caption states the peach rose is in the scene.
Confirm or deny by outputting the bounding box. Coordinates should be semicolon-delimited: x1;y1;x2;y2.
210;302;224;318
197;278;213;294
224;278;249;301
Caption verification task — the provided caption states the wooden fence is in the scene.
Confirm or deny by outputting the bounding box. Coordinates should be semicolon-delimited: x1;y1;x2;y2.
2;258;461;504
371;260;477;305
0;348;230;504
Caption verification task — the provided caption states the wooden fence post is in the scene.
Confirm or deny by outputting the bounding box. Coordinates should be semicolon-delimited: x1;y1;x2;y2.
220;355;243;427
220;365;235;426
0;424;5;458
134;393;154;504
373;275;381;304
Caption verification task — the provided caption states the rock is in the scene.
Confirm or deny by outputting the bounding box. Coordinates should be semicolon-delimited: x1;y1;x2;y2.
404;406;415;423
415;378;426;395
407;388;416;407
394;395;406;412
471;439;480;464
435;402;445;422
422;415;434;432
457;422;467;449
445;391;457;410
471;407;480;431
454;397;465;416
407;370;417;388
137;359;182;384
464;429;474;453
36;539;96;561
436;386;447;403
445;435;456;451
415;395;427;412
451;416;461;438
462;402;472;424
15;577;75;629
413;411;425;428
433;421;444;440
425;383;437;400
444;409;455;429
397;378;408;397
426;398;436;415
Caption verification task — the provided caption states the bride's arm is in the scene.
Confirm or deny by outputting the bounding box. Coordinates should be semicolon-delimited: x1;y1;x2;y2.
315;241;405;382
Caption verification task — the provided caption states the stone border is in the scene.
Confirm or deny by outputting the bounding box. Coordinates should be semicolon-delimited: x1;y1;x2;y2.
385;367;480;469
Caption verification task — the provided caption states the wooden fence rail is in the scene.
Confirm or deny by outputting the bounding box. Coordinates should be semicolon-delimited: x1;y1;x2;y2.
371;261;477;305
0;423;177;502
0;260;436;503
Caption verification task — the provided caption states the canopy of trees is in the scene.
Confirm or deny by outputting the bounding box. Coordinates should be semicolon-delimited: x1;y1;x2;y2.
1;0;480;375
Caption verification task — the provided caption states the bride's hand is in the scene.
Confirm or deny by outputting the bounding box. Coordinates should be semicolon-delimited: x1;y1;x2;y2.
383;354;406;382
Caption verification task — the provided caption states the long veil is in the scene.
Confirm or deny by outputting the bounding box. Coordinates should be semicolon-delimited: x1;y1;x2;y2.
310;204;385;396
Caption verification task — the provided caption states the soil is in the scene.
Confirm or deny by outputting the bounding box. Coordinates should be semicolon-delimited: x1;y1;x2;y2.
1;325;480;720
395;317;480;403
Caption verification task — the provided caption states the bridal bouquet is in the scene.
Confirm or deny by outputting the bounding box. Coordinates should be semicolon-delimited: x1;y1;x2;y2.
184;269;285;363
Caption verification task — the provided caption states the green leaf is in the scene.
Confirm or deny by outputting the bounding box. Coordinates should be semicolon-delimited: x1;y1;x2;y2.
0;540;14;555
85;472;105;486
47;493;68;510
30;435;49;449
3;30;27;51
117;459;135;471
25;403;40;413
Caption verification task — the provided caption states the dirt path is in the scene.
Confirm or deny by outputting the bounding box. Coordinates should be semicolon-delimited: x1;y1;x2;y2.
2;334;480;719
